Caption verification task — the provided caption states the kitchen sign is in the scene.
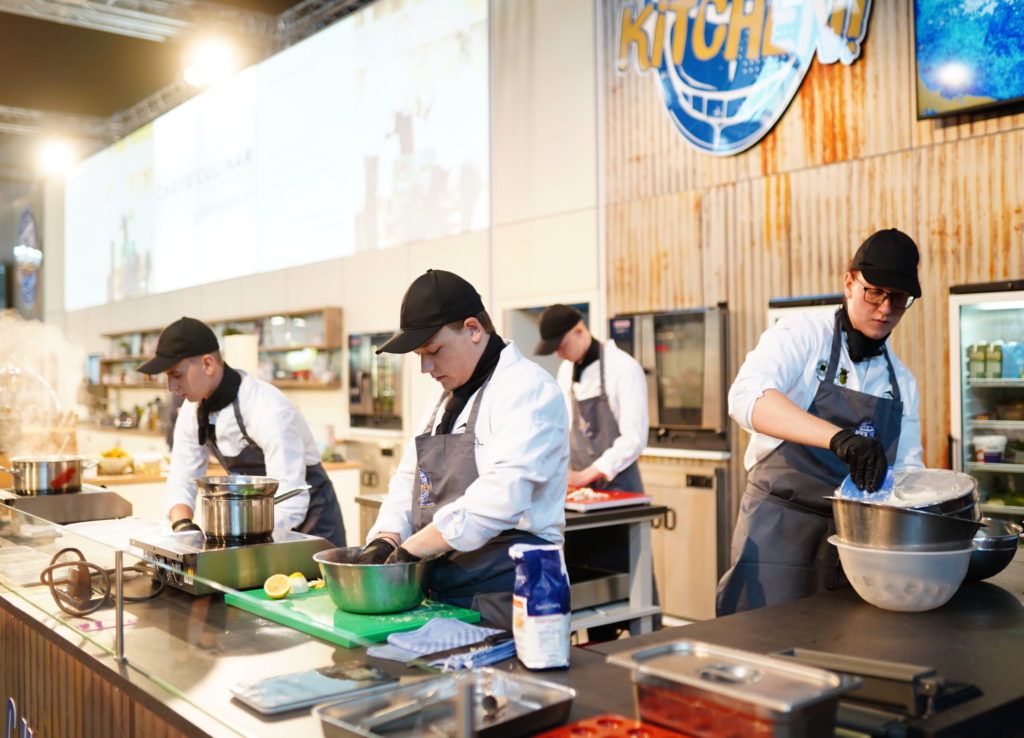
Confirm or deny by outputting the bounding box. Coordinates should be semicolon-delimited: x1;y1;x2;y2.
616;0;874;155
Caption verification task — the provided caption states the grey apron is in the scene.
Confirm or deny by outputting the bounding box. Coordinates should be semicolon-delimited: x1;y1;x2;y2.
413;382;546;630
564;345;657;636
204;399;347;547
715;311;903;616
570;344;644;494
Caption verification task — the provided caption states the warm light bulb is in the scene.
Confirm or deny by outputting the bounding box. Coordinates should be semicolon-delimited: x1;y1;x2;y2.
37;139;76;176
184;38;237;87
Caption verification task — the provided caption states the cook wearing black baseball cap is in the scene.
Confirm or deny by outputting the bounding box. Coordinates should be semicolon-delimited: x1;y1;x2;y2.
137;316;220;375
137;315;347;548
376;269;485;354
357;268;569;631
717;227;925;619
850;228;922;298
534;304;584;356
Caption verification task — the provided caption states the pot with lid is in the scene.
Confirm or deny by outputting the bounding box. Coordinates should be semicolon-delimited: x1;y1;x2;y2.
193;475;309;543
0;455;95;495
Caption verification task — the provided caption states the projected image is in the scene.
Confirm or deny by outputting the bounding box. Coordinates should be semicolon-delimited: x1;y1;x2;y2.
64;0;489;311
915;0;1024;119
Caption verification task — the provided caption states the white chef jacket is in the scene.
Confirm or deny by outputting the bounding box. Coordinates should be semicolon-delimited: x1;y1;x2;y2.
729;308;924;472
369;340;569;551
556;339;649;481
165;371;321;529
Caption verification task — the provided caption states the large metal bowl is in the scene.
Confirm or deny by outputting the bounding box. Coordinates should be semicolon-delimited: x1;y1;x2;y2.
965;518;1022;581
830;497;984;551
314;547;430;614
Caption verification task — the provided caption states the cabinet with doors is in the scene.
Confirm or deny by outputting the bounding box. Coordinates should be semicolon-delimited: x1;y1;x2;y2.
639;454;730;621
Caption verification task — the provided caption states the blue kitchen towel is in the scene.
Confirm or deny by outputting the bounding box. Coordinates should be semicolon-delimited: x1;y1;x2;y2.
387;617;504;655
366;617;506;662
432;639;517;672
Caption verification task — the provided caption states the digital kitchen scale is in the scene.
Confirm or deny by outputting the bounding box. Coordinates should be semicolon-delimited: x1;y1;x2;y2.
131;529;334;595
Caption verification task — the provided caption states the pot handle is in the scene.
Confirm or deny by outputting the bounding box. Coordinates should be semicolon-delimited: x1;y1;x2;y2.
0;465;19;479
273;485;312;504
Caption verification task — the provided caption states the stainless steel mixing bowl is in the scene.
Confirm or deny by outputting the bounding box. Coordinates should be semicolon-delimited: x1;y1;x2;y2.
314;547;430;614
890;468;981;520
965;517;1022;581
830;497;984;551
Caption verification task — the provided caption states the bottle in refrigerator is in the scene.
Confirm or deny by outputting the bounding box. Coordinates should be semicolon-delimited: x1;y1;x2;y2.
986;342;1003;379
968;344;987;378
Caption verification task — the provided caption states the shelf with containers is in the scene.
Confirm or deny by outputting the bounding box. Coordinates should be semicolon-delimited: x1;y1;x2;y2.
949;281;1024;521
97;308;343;391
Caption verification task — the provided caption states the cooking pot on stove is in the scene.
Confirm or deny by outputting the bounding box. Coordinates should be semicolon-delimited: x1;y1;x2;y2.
0;455;96;496
193;476;310;542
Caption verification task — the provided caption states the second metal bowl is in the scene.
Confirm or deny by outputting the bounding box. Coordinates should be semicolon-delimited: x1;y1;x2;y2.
965;518;1022;581
314;546;431;614
830;497;984;551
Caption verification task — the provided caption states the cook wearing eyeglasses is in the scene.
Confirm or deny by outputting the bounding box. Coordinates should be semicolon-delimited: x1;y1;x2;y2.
716;229;925;616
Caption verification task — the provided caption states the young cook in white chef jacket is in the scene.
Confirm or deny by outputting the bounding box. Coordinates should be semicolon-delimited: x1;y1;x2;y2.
716;229;925;616
138;317;346;547
357;270;569;630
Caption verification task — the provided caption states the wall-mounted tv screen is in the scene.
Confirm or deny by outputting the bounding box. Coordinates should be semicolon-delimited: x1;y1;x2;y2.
915;0;1024;119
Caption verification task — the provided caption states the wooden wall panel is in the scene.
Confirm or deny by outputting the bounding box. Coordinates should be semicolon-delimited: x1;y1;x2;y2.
600;0;1024;499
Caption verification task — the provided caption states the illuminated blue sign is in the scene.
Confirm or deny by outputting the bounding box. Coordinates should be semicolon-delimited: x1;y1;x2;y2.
617;0;874;156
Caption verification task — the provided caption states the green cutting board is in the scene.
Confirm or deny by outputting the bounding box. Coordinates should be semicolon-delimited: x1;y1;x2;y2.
225;588;480;648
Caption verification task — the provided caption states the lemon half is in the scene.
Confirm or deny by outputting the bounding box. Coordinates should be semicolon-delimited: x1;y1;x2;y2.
288;572;309;594
263;573;292;599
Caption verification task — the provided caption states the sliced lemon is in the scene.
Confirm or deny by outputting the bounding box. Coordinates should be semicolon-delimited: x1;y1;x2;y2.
263;573;292;599
288;572;309;594
308;579;326;590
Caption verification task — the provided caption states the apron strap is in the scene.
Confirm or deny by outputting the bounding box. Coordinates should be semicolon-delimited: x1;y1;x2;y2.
826;310;901;402
423;394;448;435
570;343;607;425
423;381;491;436
204;398;258;474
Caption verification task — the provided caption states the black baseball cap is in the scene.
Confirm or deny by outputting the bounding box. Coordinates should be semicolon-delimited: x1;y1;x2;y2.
851;229;922;298
534;304;583;355
377;269;485;354
137;317;220;374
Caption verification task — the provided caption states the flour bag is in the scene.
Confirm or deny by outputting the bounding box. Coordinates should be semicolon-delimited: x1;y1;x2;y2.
509;543;571;669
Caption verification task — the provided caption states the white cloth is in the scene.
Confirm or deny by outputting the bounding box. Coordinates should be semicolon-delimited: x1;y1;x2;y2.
556;339;649;481
165;371;322;528
729;308;924;472
369;341;569;551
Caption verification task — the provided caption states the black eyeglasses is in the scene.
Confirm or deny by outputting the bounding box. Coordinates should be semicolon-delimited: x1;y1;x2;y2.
856;277;915;309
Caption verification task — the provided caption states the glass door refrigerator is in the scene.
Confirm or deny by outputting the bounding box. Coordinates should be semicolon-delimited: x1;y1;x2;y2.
949;280;1024;520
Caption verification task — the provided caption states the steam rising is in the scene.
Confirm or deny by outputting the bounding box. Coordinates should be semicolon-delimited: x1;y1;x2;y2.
0;310;85;455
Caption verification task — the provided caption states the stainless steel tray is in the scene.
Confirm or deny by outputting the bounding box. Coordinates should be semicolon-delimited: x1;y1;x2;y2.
314;667;575;738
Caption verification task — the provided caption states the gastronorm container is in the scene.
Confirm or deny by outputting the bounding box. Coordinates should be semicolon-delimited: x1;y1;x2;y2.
314;668;575;738
607;640;860;738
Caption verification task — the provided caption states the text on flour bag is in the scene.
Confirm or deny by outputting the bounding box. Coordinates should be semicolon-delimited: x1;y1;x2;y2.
509;543;571;669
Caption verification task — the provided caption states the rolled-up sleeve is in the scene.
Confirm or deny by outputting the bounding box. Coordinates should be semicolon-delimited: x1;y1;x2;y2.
164;401;207;517
432;380;568;551
728;318;814;432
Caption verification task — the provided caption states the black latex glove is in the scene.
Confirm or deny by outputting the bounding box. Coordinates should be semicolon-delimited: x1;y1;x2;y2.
171;518;202;534
830;429;888;492
384;546;421;565
355;537;397;564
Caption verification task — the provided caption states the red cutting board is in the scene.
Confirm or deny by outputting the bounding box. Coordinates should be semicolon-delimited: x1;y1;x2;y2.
225;588;480;648
565;489;653;512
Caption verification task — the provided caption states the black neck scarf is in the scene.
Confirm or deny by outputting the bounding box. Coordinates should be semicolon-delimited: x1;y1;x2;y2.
572;337;600;382
840;305;888;363
437;332;505;434
197;364;242;445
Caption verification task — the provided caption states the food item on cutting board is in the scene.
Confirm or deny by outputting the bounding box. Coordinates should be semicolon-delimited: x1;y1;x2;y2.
263;573;292;599
288;572;310;594
567;487;608;502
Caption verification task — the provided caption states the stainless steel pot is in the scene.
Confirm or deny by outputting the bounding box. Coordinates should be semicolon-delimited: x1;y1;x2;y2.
0;455;94;495
194;476;310;541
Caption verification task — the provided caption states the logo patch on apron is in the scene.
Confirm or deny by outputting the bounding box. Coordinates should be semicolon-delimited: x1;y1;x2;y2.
417;467;435;508
578;417;594;439
855;421;876;438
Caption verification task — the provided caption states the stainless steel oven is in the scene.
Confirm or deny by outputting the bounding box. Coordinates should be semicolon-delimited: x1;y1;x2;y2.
348;332;402;430
609;305;728;449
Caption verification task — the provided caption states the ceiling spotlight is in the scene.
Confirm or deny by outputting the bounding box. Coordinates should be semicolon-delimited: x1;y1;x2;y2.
38;139;76;177
184;38;238;87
